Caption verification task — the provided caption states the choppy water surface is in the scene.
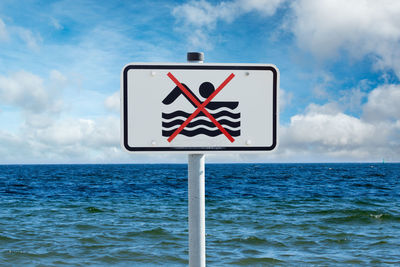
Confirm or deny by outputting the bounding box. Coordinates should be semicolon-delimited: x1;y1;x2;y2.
1;163;400;266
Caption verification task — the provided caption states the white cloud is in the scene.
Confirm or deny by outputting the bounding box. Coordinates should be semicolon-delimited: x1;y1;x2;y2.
0;130;25;162
242;0;286;14
279;88;292;112
174;0;285;27
173;0;285;48
0;70;64;114
37;119;94;147
50;17;64;30
16;27;42;51
0;18;9;41
0;18;42;50
311;71;334;99
0;70;67;132
0;70;124;163
283;111;375;148
338;80;370;114
291;0;400;77
278;84;400;162
305;102;341;115
0;71;49;113
13;115;124;163
362;84;400;122
50;70;68;87
104;91;120;112
173;1;224;29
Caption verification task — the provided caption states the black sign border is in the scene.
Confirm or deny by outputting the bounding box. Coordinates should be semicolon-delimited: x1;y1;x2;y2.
123;64;278;152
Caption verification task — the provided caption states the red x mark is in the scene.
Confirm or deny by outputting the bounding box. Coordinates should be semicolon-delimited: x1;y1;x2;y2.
166;72;236;143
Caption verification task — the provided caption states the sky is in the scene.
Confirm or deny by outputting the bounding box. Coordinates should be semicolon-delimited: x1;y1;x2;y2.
0;0;399;163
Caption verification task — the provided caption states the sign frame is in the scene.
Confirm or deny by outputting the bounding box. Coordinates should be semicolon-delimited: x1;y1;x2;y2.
122;63;278;152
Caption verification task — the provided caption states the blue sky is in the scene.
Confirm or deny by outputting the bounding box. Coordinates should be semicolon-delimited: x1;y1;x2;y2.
0;0;399;163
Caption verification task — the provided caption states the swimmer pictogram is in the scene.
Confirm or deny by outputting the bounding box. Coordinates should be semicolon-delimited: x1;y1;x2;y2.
162;72;240;142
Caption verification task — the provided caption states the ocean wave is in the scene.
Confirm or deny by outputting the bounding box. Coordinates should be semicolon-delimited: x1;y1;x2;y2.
322;212;400;224
230;257;284;265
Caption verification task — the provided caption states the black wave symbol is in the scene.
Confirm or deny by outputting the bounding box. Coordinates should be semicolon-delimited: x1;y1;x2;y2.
163;119;240;129
162;128;240;137
162;110;241;120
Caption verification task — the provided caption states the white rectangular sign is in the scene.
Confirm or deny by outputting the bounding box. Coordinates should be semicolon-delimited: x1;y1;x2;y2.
121;63;279;152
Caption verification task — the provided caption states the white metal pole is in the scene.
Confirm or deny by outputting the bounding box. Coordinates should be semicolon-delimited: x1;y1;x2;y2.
188;154;205;267
187;52;206;267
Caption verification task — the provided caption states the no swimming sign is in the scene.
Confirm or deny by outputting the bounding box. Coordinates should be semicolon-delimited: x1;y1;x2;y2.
121;63;279;152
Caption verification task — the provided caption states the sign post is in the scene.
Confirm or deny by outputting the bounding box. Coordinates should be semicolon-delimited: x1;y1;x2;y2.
186;52;206;267
188;153;205;266
121;52;279;266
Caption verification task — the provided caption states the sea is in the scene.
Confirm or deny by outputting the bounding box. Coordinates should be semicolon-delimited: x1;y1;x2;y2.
1;163;399;266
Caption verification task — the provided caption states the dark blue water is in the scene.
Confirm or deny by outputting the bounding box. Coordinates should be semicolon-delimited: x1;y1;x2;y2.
1;163;399;266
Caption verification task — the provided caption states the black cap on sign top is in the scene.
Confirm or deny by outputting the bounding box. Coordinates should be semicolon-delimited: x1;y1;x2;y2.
187;52;204;62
